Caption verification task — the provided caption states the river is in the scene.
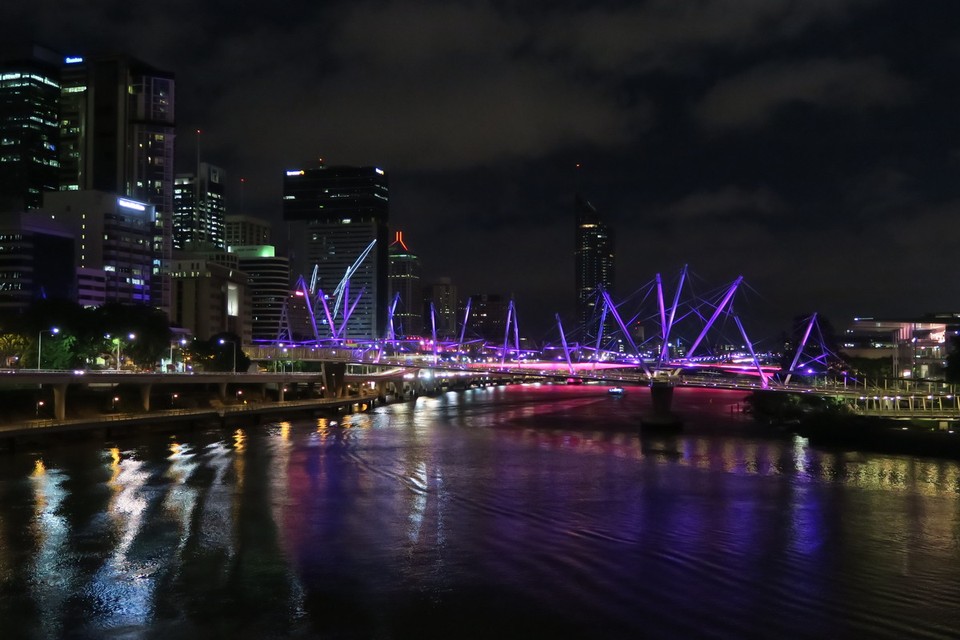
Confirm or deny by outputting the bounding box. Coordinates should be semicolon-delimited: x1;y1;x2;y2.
1;384;960;639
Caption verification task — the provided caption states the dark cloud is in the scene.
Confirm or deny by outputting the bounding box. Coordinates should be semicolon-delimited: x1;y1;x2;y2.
696;57;911;129
4;0;960;340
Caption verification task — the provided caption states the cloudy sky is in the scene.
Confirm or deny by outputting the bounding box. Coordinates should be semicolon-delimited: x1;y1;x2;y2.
8;0;960;341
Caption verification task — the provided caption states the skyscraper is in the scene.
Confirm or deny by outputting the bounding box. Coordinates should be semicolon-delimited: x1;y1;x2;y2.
59;54;175;313
230;245;290;343
173;162;225;251
283;162;389;340
574;194;614;332
0;44;61;210
225;214;271;247
423;277;459;339
387;231;423;337
43;190;155;306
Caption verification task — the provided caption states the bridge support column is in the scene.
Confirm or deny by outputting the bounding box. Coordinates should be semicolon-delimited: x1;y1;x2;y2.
278;385;285;402
52;384;68;421
376;381;387;403
643;381;682;431
218;382;227;401
323;361;347;398
139;383;152;412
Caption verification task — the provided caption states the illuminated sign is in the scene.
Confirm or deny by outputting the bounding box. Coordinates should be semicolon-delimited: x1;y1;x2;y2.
117;198;146;211
64;56;84;64
285;169;304;176
375;168;384;175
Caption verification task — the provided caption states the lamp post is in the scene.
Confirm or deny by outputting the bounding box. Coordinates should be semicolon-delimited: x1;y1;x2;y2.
111;333;136;371
219;338;237;372
169;338;188;372
36;400;44;417
37;327;59;371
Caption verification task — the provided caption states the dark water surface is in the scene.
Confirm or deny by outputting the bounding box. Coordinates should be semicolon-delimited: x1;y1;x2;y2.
2;384;960;639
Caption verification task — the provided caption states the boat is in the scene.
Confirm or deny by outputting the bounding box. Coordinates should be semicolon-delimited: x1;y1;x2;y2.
608;386;625;396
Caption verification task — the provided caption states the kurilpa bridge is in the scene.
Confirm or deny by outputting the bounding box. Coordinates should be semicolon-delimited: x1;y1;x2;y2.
5;266;959;432
252;264;960;418
266;265;831;390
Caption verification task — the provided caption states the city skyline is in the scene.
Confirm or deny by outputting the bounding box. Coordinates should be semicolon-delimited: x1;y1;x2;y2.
3;1;960;339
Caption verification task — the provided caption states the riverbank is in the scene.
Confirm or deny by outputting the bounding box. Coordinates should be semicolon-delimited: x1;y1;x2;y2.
0;392;399;452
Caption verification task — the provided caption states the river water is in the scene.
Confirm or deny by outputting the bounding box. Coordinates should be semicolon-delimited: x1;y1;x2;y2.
2;384;960;639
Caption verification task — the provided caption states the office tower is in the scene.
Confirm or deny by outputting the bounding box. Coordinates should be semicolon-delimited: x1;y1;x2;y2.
0;210;74;312
574;194;614;331
59;55;175;312
465;294;510;343
423;277;459;339
283;161;389;340
230;245;290;343
0;45;61;210
225;214;271;248
387;231;422;337
43;191;154;306
173;162;225;251
169;253;250;343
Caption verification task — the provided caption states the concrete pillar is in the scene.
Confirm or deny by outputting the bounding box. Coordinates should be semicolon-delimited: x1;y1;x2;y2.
139;383;153;412
218;382;227;401
52;384;68;421
278;385;285;402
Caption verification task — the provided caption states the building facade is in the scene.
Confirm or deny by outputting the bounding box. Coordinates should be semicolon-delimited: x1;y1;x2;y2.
173;162;225;251
423;277;459;339
283;162;389;340
231;245;290;343
574;194;614;332
59;55;175;313
0;45;61;210
43;190;154;306
387;231;422;337
225;214;271;248
169;255;251;344
0;210;74;312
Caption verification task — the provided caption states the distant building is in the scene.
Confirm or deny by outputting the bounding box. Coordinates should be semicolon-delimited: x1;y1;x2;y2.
43;190;154;306
0;210;74;312
465;294;510;343
387;231;422;337
225;214;271;248
169;254;251;343
423;277;459;339
574;194;614;332
842;314;960;380
173;163;225;251
59;54;176;314
230;245;290;343
0;44;61;210
283;161;389;340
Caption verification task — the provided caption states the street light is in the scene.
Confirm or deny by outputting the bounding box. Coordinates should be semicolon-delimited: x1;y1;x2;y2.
37;327;59;370
169;338;188;372
36;400;44;417
219;338;237;372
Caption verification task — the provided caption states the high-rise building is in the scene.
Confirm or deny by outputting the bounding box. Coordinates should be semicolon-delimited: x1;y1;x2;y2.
230;245;290;343
173;162;225;251
574;194;614;332
43;190;155;306
59;55;175;313
0;210;74;312
283;162;389;340
465;294;510;343
0;44;61;210
387;231;422;337
423;277;459;339
225;214;271;248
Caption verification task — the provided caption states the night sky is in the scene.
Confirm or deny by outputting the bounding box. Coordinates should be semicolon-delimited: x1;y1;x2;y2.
8;1;960;342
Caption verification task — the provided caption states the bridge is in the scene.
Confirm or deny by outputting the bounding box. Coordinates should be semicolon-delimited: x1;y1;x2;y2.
5;265;960;434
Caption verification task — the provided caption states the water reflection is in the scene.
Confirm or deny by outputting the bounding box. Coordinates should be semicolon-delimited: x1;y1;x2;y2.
2;386;960;638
